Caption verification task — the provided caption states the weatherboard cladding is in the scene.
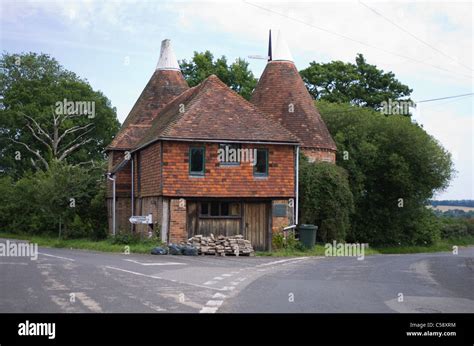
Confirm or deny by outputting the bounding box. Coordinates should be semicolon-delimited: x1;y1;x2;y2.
251;61;337;151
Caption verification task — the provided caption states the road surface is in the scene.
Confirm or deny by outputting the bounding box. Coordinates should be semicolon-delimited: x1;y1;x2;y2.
1;239;473;313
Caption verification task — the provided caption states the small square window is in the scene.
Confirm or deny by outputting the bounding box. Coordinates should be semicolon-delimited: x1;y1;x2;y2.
210;202;219;216
200;203;209;216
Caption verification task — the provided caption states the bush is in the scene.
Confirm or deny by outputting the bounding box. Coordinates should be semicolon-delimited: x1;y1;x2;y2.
299;158;354;242
272;231;304;251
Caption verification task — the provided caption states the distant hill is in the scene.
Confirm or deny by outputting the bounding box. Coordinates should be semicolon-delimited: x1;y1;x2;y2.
429;200;474;208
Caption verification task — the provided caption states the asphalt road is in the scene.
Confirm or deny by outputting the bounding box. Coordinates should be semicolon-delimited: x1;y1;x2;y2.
1;239;473;313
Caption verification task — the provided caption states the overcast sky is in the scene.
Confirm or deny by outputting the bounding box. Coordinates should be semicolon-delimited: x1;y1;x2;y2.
1;0;472;200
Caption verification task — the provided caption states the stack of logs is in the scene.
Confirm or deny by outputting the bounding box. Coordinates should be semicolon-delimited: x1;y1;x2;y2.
186;234;255;256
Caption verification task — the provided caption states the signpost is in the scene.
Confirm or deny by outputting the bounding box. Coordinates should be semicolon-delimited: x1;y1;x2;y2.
129;214;153;224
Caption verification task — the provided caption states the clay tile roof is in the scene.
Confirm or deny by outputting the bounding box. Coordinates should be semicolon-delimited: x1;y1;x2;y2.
107;69;189;151
251;61;337;151
134;74;298;150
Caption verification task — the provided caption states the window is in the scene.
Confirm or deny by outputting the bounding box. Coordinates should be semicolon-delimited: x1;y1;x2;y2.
189;147;205;176
199;202;241;218
218;143;241;166
253;149;268;177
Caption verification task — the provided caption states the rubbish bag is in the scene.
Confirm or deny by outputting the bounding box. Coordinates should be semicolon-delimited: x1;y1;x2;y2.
168;243;183;255
182;245;198;256
150;247;168;255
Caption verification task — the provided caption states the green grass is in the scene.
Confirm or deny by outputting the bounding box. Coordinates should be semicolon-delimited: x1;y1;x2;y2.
0;231;161;254
1;231;473;257
257;237;474;257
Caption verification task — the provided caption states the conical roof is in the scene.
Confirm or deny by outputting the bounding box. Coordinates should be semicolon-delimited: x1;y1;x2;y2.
251;60;336;151
107;40;189;150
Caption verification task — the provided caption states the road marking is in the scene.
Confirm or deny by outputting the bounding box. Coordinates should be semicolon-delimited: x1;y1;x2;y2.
206;300;223;307
39;253;75;262
230;281;240;286
204;281;218;285
124;259;186;266
200;307;218;313
0;262;28;265
212;293;227;299
105;266;229;291
256;257;309;267
222;274;232;277
213;277;224;280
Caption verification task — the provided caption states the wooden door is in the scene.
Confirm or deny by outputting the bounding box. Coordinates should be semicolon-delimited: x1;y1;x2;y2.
244;203;269;251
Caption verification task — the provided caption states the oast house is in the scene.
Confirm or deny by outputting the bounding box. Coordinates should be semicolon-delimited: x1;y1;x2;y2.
106;33;336;251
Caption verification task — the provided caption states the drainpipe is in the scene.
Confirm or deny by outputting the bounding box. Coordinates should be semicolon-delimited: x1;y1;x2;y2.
107;173;116;236
295;146;299;225
131;157;134;232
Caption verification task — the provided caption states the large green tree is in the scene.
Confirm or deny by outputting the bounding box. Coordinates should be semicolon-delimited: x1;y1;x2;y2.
0;52;120;177
300;54;412;111
318;100;453;245
179;51;257;100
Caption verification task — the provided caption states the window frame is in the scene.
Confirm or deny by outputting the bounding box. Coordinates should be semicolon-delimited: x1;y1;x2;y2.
199;201;242;219
218;143;242;166
189;146;205;176
253;148;269;177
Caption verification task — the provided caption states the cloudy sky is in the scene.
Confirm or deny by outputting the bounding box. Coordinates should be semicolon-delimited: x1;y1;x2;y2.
1;0;472;199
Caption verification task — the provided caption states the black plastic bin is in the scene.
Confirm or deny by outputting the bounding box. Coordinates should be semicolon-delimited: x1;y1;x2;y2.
297;224;318;249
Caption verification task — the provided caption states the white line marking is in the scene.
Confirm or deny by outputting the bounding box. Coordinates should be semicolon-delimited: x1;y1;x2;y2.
124;259;186;266
105;266;228;291
237;277;246;282
222;274;232;277
199;307;218;313
213;277;224;280
230;281;240;286
204;281;218;285
39;253;75;262
221;286;235;291
257;257;309;267
206;300;223;307
212;293;227;299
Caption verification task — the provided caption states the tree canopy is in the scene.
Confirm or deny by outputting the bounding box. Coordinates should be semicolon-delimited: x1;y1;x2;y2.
317;100;453;245
179;51;257;100
0;52;120;177
300;54;413;111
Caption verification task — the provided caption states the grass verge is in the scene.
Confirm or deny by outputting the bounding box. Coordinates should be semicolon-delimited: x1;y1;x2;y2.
0;231;160;254
257;237;474;257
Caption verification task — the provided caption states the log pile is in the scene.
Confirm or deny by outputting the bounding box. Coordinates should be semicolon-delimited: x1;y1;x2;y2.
186;234;255;256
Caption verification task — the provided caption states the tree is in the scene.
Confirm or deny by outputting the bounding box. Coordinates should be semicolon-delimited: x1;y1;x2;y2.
318;100;454;245
300;54;412;111
0;160;108;239
0;52;120;176
299;158;354;242
179;51;257;100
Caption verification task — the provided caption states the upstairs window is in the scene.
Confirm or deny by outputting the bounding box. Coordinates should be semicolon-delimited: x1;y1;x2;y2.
189;147;205;176
253;149;268;177
218;143;241;166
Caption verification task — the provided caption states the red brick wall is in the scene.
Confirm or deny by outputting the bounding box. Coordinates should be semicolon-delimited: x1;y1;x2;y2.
169;198;187;243
161;142;295;198
302;148;336;163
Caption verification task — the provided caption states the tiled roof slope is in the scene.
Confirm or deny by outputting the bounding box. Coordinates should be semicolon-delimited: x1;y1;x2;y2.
134;75;298;150
251;61;337;151
107;70;189;150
